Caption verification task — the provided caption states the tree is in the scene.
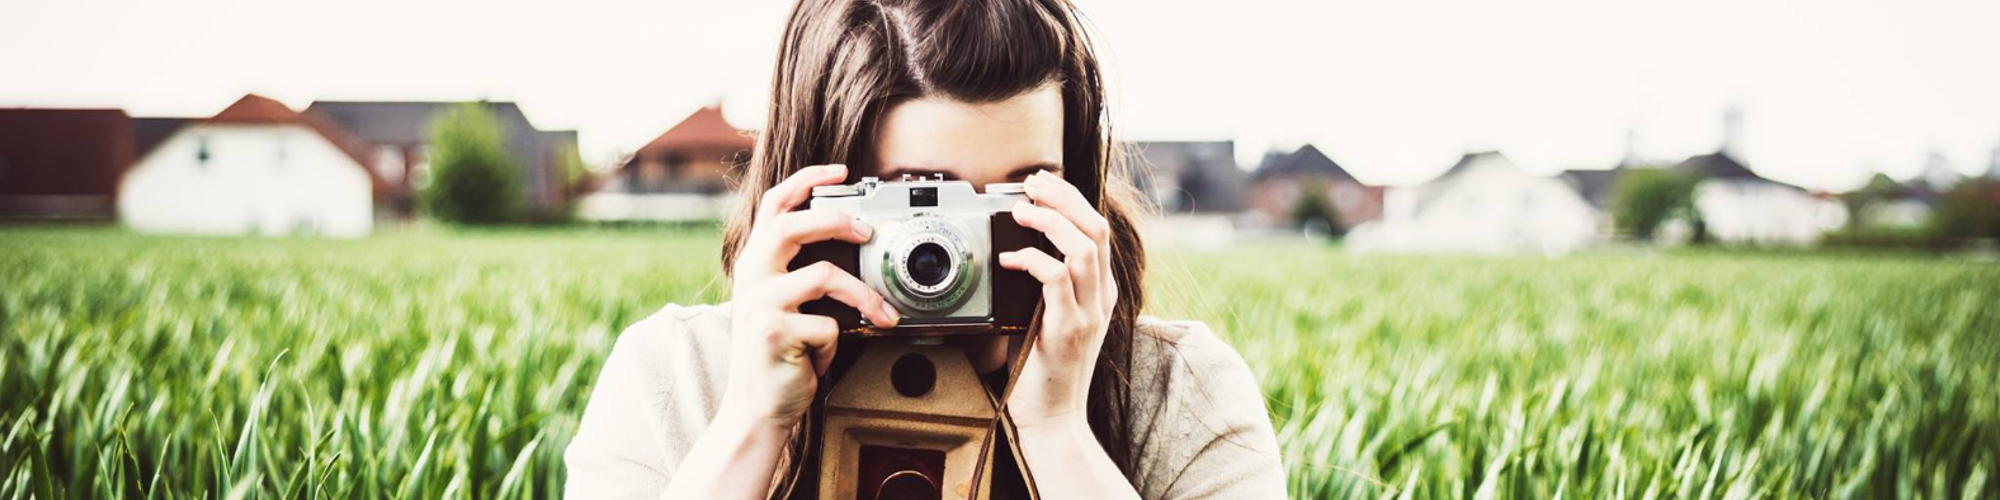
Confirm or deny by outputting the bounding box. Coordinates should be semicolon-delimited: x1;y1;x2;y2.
1930;178;2000;246
1290;178;1346;239
1611;168;1698;242
422;102;522;225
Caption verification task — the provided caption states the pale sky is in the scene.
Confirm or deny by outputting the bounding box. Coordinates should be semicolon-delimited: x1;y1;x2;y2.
4;0;1997;190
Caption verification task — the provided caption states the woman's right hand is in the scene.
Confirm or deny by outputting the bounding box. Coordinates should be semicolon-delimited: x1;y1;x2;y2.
721;163;900;432
663;164;900;500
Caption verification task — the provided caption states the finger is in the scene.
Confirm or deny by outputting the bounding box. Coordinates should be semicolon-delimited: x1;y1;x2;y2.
749;208;872;271
776;313;841;375
1010;201;1100;304
1024;170;1112;244
757;164;849;222
756;313;838;373
997;247;1079;312
769;261;900;328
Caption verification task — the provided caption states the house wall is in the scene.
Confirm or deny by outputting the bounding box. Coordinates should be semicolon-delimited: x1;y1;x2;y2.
577;191;738;222
1360;158;1598;254
612;146;741;195
1862;199;1931;229
1693;180;1826;246
120;124;373;237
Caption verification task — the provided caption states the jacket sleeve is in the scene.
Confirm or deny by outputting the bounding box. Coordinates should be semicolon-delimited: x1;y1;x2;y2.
565;305;729;499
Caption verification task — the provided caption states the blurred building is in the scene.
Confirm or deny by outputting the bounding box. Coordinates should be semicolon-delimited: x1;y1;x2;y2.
1129;141;1247;214
1850;173;1940;229
579;105;753;222
121;95;382;237
0;109;134;220
1557;165;1630;237
1674;104;1837;246
1674;152;1827;246
1246;144;1382;230
304;100;579;218
1352;151;1598;254
132;117;190;160
1125;141;1249;248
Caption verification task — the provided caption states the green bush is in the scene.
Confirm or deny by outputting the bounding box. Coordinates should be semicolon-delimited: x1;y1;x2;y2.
1611;168;1698;241
423;102;523;225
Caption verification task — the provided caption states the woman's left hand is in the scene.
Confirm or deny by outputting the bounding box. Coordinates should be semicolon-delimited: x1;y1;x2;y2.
997;170;1117;435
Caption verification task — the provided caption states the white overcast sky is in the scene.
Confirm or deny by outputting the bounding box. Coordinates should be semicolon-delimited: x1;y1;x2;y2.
4;0;1997;190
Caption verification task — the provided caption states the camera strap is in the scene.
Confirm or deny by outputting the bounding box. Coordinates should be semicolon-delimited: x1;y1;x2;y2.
968;323;1042;500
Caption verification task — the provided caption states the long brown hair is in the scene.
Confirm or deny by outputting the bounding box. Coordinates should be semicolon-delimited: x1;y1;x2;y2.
720;0;1150;491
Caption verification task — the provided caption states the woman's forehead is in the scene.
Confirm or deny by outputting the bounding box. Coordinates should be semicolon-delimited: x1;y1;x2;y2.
871;85;1064;182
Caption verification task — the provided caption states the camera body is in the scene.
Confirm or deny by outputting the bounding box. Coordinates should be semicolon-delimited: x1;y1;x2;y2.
791;175;1054;332
788;175;1054;499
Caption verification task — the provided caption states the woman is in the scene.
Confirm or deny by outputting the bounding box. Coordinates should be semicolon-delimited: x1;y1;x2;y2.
565;0;1284;498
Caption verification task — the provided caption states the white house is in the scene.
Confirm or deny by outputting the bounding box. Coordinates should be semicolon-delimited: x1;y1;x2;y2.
1350;151;1600;254
1673;153;1830;246
120;95;378;237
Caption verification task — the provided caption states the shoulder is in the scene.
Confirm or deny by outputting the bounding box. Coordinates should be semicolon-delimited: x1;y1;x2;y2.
593;303;734;400
1130;317;1255;384
564;303;735;497
1128;317;1266;424
598;302;735;425
1124;317;1287;499
607;303;733;364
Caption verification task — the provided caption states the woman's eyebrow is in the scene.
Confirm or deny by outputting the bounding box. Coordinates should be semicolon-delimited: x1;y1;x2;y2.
1007;163;1062;179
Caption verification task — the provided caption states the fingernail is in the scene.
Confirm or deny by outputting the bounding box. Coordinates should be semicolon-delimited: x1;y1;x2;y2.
879;301;900;326
852;218;873;240
998;251;1016;264
1013;201;1033;212
825;164;848;176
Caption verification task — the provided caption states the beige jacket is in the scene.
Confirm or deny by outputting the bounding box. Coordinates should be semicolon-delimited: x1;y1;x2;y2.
564;303;1286;499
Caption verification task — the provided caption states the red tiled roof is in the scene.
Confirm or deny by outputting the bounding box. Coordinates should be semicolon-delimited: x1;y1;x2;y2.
639;105;755;153
202;94;390;194
210;94;304;124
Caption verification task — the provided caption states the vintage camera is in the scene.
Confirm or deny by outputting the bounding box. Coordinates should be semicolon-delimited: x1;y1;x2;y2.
791;175;1054;332
787;175;1055;500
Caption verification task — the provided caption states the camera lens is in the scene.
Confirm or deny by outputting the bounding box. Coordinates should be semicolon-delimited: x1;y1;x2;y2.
905;242;951;288
882;220;978;313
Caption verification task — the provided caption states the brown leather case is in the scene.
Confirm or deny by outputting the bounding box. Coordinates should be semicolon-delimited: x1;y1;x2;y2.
989;212;1060;329
790;241;864;329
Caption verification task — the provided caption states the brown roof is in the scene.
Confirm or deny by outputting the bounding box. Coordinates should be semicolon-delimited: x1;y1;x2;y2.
639;105;754;154
210;94;303;124
200;95;387;193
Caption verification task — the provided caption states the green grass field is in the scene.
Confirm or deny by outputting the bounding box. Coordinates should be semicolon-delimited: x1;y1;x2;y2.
2;227;1996;498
